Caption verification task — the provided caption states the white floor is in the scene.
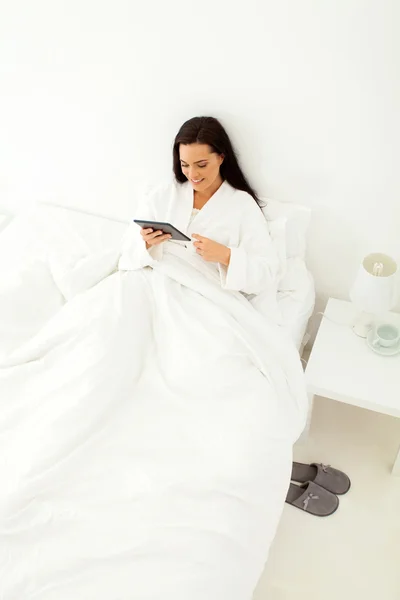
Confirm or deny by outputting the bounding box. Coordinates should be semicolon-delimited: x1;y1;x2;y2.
253;395;400;600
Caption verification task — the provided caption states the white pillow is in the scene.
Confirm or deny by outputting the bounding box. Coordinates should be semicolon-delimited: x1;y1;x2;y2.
261;198;311;260
35;203;126;251
246;217;286;326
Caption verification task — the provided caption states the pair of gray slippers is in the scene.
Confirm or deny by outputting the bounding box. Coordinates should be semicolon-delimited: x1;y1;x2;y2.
285;462;351;517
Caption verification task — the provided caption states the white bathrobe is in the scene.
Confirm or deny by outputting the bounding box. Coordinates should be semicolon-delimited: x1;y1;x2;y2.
0;179;308;600
118;179;280;296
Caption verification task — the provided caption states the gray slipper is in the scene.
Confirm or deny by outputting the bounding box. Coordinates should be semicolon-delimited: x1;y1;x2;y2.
285;481;339;517
291;462;351;495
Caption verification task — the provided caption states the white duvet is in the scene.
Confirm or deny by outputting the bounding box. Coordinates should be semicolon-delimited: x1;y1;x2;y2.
0;185;308;600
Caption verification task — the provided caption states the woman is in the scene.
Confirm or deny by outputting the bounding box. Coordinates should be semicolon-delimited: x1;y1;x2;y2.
119;116;279;297
0;117;307;600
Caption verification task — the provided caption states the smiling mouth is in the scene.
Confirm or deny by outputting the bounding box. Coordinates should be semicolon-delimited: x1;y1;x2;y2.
191;178;204;184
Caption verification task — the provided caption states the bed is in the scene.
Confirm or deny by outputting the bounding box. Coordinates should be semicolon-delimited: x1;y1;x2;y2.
0;199;314;600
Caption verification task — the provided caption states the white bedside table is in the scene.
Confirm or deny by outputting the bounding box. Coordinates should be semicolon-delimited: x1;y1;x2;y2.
304;298;400;475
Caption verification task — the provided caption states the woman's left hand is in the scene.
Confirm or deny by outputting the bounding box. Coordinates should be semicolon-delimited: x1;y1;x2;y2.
192;234;231;266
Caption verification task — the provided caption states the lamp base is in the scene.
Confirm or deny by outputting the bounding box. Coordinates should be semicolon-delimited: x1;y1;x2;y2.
352;311;373;338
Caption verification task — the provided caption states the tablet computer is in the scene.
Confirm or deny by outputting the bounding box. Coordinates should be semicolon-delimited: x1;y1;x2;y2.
133;219;191;242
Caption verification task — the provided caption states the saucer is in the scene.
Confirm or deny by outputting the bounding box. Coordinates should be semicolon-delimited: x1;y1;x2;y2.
366;329;400;356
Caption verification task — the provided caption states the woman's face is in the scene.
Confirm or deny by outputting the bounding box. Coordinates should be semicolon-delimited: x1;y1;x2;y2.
179;143;224;192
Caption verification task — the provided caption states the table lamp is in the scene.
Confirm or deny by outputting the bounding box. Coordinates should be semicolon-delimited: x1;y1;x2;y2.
349;253;398;337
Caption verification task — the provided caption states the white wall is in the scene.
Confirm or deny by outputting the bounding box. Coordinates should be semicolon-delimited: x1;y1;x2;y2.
1;0;399;310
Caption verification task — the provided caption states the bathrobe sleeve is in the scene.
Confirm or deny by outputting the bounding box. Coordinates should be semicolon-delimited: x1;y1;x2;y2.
218;194;280;295
117;188;165;271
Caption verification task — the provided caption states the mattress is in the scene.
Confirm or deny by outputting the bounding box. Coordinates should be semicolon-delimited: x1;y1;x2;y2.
0;203;315;352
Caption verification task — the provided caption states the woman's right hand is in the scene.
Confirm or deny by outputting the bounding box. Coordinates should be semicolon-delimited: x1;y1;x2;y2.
140;228;172;249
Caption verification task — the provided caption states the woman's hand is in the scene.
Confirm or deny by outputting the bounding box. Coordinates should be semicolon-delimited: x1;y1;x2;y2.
141;228;171;250
192;234;231;266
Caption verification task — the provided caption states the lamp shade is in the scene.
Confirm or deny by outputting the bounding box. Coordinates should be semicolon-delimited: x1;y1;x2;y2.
350;253;398;314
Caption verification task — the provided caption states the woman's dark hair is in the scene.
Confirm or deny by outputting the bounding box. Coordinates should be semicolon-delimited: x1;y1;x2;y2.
173;116;262;206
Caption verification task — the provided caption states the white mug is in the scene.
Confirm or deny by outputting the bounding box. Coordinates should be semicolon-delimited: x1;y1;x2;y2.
372;324;400;348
